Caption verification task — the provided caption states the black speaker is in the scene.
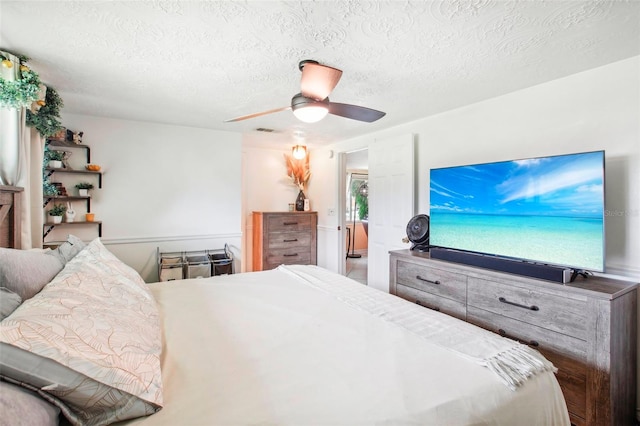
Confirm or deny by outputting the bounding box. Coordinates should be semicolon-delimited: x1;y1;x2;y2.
430;247;573;283
406;214;430;252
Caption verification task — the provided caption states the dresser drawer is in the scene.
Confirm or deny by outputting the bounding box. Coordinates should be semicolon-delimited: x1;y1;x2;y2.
267;214;312;232
545;351;587;423
467;306;587;360
396;260;467;303
396;284;466;320
467;306;587;420
467;277;587;339
267;231;311;249
265;248;311;266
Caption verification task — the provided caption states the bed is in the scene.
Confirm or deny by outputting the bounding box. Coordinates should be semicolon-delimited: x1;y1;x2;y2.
0;216;570;425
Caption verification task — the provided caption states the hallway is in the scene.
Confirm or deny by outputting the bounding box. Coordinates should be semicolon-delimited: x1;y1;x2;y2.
346;251;367;285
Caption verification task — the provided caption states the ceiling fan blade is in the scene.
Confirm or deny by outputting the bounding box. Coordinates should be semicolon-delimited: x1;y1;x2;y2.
326;102;386;123
300;62;343;100
224;106;291;123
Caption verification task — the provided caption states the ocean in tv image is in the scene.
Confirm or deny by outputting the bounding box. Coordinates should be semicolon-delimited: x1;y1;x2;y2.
429;151;605;271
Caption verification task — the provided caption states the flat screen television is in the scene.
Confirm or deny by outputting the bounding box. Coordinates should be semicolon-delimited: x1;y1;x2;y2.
429;151;605;273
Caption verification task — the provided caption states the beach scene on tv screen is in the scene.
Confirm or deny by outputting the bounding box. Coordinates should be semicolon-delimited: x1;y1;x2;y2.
429;151;604;271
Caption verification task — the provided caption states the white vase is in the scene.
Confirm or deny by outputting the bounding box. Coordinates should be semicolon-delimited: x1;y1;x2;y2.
49;215;62;224
78;188;89;197
49;160;62;168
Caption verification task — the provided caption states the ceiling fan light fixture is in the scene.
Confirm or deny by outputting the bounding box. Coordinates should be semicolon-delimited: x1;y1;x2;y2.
293;105;329;123
292;144;307;159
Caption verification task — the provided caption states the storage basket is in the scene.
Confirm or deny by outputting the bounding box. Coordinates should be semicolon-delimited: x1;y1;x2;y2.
185;252;211;279
210;244;234;276
158;252;184;282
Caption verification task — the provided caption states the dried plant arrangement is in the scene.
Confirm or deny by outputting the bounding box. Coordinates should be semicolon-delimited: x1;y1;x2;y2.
284;152;310;191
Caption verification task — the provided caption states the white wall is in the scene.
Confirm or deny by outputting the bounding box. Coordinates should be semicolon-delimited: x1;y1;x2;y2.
54;114;242;282
322;56;640;280
241;146;307;271
240;144;343;272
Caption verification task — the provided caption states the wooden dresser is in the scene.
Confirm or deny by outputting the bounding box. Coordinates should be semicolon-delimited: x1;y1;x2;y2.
252;211;317;271
389;249;638;426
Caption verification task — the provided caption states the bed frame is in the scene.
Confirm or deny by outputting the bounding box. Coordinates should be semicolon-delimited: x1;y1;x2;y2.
0;185;23;249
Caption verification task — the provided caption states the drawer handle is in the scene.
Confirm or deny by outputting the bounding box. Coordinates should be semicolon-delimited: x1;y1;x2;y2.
498;329;539;347
415;300;440;312
283;238;298;242
283;222;298;225
416;275;440;285
498;297;539;311
283;253;298;257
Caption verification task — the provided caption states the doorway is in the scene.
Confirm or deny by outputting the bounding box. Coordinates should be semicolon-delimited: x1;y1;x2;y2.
345;149;368;285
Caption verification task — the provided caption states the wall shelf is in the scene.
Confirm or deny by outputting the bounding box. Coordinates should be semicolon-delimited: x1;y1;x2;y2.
44;138;103;245
43;221;102;239
44;168;102;188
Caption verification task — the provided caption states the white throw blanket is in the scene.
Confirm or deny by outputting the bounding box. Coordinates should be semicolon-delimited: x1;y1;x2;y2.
278;264;556;390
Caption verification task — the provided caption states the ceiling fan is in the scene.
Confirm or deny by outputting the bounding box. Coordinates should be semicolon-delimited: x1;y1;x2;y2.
224;60;386;124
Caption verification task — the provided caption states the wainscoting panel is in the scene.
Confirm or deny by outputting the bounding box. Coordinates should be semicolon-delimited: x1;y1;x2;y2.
103;233;242;283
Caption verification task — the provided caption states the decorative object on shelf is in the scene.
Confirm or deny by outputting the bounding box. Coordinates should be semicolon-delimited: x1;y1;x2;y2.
52;183;68;196
48;204;66;224
85;164;101;171
49;127;67;141
284;150;311;211
46;150;65;168
65;129;84;144
75;182;94;197
292;144;307;159
64;202;76;223
26;86;64;137
61;150;72;169
0;51;42;109
295;189;305;211
304;198;310;211
85;213;95;222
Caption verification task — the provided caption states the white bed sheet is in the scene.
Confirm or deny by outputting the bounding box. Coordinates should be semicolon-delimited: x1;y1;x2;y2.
120;266;569;426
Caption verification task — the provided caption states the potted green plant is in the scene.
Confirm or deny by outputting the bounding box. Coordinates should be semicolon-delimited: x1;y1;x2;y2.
75;182;94;197
48;203;66;224
47;150;64;168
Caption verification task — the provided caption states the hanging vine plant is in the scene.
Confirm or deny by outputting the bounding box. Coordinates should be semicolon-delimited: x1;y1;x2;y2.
26;86;64;137
0;52;42;109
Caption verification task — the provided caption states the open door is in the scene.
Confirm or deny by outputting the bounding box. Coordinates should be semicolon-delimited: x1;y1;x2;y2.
367;134;414;292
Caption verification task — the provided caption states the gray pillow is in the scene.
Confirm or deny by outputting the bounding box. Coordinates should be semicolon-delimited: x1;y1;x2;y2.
0;287;22;320
0;235;87;302
50;234;87;264
0;379;60;426
0;248;63;301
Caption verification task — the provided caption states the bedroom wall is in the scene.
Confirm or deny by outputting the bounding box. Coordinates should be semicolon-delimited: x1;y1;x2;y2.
240;144;342;273
323;55;640;280
241;146;304;272
55;114;243;282
318;55;640;417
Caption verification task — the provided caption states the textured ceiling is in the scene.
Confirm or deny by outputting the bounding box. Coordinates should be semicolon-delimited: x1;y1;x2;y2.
1;1;639;148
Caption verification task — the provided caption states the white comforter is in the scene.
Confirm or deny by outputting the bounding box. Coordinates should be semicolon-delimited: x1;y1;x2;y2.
121;265;569;425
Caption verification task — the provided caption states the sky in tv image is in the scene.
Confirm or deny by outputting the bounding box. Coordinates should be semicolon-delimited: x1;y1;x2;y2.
429;151;605;271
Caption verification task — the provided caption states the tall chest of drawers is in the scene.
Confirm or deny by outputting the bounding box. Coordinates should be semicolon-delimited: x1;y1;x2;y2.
389;249;638;426
252;211;317;271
